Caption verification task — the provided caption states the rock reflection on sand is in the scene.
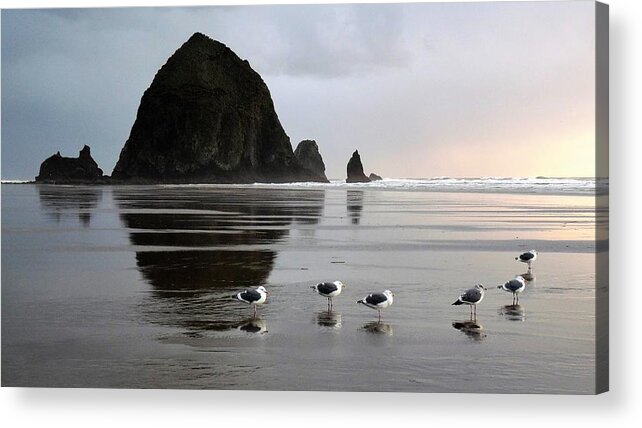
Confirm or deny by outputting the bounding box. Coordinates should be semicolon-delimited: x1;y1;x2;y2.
115;187;325;296
116;187;324;333
37;184;103;227
361;321;393;335
168;316;268;336
347;190;363;225
498;304;525;321
316;311;342;329
452;320;486;341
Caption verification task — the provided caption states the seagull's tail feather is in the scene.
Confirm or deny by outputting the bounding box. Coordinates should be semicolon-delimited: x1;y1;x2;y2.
515;256;519;260
452;300;463;305
357;299;364;305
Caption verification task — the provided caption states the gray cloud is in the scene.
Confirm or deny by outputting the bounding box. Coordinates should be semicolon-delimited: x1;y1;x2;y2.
1;2;595;180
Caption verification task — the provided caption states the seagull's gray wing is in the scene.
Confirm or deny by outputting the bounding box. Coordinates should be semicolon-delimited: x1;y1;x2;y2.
316;282;339;295
460;288;482;304
505;279;524;292
365;293;388;305
238;289;261;303
519;252;535;261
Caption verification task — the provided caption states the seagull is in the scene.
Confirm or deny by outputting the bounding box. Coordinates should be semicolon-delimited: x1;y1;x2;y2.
498;276;526;304
516;250;537;272
311;281;345;311
452;284;486;318
357;290;394;321
235;285;268;318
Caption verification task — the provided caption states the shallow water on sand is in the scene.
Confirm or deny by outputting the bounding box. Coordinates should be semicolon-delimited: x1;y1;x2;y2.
1;184;598;393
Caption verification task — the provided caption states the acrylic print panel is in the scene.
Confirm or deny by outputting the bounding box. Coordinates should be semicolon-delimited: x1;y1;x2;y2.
0;1;608;393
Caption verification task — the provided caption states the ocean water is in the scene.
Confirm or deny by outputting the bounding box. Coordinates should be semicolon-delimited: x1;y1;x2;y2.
1;182;601;392
252;176;607;195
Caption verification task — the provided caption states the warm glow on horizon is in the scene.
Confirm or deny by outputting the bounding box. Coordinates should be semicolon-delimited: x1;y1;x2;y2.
365;126;596;179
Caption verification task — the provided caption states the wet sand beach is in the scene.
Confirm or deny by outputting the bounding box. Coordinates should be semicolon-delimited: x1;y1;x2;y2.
1;183;599;393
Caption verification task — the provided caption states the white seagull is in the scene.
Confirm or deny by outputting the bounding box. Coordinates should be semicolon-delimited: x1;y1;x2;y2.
311;281;345;311
235;285;268;318
498;276;526;304
516;250;538;272
452;284;486;318
357;290;394;321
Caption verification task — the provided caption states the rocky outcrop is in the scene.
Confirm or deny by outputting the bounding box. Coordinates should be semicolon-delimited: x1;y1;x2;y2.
112;32;326;183
346;150;371;183
35;145;106;183
369;173;383;181
294;140;328;182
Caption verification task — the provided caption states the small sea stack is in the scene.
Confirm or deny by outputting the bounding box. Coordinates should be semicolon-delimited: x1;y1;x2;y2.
346;150;371;183
369;173;383;181
294;140;329;182
35;145;107;184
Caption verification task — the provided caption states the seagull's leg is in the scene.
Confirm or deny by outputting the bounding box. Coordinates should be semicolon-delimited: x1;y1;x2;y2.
330;297;333;311
253;305;257;319
378;309;381;322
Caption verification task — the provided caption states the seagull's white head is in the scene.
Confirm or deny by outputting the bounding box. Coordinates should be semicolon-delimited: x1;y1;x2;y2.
514;276;526;284
257;286;268;294
334;280;345;288
475;284;486;291
383;289;394;297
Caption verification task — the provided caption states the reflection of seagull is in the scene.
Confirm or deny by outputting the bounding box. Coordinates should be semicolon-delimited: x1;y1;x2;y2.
311;281;345;311
361;321;393;335
498;276;526;304
516;250;537;272
452;320;486;341
238;318;268;334
235;286;268;318
316;311;342;329
520;271;535;282
357;290;394;321
452;284;486;318
498;304;525;321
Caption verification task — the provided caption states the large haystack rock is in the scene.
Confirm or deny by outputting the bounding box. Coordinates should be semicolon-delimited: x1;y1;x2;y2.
112;32;325;183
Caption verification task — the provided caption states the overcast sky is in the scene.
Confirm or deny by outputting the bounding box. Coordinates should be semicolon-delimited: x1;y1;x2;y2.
1;1;595;180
